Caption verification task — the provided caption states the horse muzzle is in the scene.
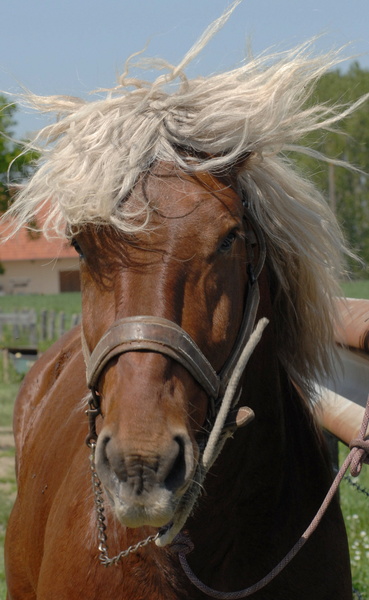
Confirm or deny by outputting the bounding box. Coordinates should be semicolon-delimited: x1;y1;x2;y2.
94;420;196;528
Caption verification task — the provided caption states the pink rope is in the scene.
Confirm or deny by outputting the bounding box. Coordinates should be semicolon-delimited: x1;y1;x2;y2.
173;395;369;599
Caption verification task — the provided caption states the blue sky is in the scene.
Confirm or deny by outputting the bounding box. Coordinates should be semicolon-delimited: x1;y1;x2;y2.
1;0;368;139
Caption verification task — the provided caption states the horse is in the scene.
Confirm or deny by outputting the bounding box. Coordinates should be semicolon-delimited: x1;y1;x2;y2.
3;8;362;599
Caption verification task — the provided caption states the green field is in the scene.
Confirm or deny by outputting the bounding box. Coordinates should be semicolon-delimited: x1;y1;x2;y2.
339;445;369;597
0;384;18;599
341;279;369;300
0;292;81;314
0;283;368;597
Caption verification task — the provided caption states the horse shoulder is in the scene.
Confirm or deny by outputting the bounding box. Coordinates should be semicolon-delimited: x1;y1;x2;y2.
6;326;89;599
13;325;84;456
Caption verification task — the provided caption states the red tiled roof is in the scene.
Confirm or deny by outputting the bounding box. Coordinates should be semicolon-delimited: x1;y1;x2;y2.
0;223;76;261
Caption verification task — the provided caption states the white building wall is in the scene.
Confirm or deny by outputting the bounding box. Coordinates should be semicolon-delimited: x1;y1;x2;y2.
0;258;80;295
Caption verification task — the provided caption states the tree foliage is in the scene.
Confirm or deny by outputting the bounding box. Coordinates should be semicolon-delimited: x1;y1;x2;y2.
294;62;369;277
0;95;37;214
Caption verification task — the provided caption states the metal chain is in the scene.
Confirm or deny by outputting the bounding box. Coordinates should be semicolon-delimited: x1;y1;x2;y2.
89;442;160;566
344;474;369;499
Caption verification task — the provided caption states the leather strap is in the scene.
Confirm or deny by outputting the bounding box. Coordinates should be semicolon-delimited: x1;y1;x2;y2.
219;280;260;393
86;316;220;399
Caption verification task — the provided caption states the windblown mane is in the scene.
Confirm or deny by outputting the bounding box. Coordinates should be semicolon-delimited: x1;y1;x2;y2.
2;2;367;400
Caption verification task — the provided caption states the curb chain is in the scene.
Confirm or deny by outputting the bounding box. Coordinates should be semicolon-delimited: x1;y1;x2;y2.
89;442;160;566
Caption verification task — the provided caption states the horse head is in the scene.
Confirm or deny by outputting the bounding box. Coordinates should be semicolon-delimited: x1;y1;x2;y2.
74;162;260;531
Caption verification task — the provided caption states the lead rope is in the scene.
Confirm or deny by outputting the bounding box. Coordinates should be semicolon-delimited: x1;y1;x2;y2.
173;394;369;599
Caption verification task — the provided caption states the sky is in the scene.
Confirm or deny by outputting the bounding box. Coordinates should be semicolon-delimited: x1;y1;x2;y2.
1;0;368;140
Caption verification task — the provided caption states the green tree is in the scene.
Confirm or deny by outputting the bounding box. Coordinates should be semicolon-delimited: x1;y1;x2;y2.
0;95;37;213
0;96;39;275
295;63;369;277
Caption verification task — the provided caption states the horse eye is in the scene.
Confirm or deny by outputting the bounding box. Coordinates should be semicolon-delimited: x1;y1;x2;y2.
219;231;237;253
71;238;84;258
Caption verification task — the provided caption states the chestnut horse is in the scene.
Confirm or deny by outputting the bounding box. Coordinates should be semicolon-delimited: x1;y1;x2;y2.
5;163;352;599
4;7;363;597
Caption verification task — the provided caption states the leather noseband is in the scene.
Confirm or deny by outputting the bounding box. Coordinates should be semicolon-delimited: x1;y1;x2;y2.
86;315;220;399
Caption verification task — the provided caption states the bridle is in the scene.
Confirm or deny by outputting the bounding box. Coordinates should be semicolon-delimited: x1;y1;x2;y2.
83;194;268;547
84;196;267;450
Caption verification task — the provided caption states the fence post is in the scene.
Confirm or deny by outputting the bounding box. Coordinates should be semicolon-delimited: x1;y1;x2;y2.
2;348;9;384
40;309;48;342
47;311;56;340
29;323;38;346
13;319;20;340
58;312;66;338
71;314;80;328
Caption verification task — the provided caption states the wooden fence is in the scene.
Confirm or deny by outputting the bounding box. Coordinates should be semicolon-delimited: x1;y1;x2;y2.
0;310;81;346
0;310;81;382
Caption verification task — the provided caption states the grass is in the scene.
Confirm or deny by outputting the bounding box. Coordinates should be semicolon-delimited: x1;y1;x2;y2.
0;384;19;428
341;279;369;300
339;443;369;597
0;449;16;600
0;292;81;314
0;383;17;600
0;292;81;341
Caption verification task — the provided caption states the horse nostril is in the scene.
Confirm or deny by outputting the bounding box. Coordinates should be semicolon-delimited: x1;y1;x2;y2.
164;435;189;493
98;435;111;467
99;435;129;482
97;430;193;497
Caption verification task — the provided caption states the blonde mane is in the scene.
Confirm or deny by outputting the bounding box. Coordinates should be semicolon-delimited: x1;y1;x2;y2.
2;1;368;399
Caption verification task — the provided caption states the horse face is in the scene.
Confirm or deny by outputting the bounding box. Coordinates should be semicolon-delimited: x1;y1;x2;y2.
74;164;248;529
